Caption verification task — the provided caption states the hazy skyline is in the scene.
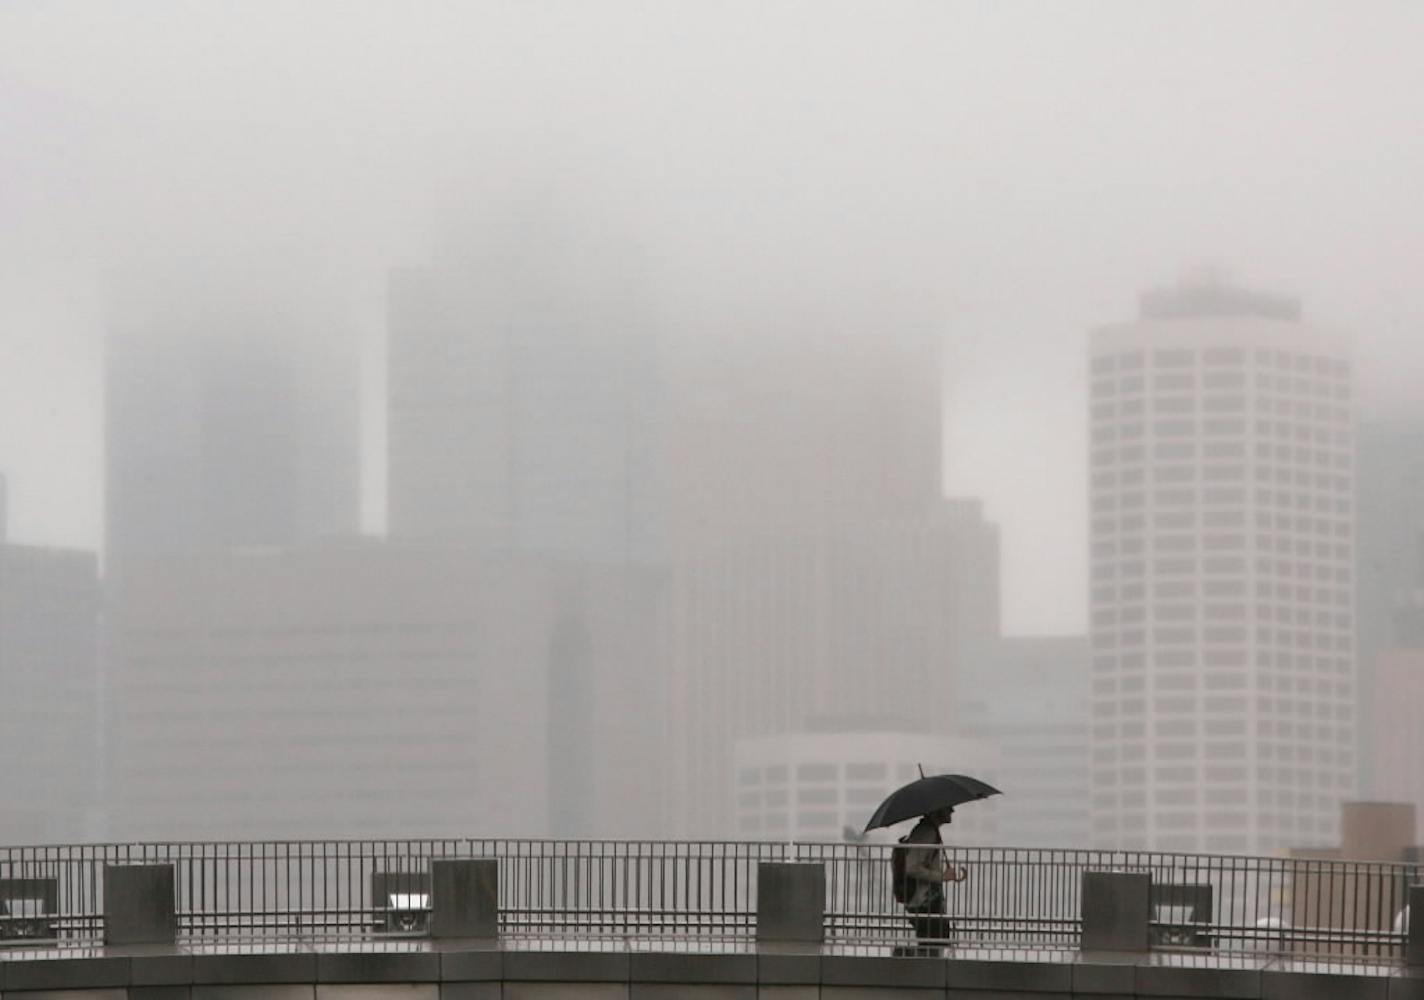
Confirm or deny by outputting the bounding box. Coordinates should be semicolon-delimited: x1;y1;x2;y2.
3;1;1424;633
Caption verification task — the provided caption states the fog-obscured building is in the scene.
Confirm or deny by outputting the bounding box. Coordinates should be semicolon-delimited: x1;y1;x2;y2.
1088;277;1355;853
386;206;661;564
1355;421;1424;793
104;269;360;572
107;541;661;840
733;728;999;845
664;304;944;543
664;499;1000;837
658;294;995;837
0;498;100;843
1370;650;1424;820
960;636;1091;848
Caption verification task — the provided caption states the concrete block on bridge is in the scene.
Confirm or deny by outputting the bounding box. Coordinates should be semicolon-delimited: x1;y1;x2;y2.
103;863;176;946
430;858;498;940
756;862;825;945
1081;870;1151;953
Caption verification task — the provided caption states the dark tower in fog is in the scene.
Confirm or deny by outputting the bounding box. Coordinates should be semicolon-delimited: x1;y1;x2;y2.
386;198;660;564
104;269;360;569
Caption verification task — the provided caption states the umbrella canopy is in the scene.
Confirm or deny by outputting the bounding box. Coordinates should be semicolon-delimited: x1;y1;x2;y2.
862;773;1002;832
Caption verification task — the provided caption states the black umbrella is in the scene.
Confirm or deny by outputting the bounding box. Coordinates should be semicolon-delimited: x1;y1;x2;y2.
862;772;1002;832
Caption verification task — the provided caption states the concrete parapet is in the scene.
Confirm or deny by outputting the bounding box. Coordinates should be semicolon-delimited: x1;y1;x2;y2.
4;939;1424;998
501;949;630;983
1135;953;1267;997
628;953;756;984
1081;870;1151;953
946;954;1074;992
316;951;440;983
103;865;176;947
755;863;824;944
189;952;319;986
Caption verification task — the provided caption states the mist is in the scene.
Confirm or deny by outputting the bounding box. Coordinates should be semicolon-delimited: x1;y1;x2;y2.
2;2;1423;851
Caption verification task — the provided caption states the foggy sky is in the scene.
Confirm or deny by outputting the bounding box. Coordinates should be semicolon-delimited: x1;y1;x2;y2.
2;1;1423;632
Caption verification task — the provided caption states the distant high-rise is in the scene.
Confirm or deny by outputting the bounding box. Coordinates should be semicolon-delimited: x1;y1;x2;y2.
104;269;359;570
1355;421;1424;792
386;205;660;563
654;293;993;836
106;541;665;840
959;636;1092;849
0;528;99;843
664;306;945;542
1088;277;1355;853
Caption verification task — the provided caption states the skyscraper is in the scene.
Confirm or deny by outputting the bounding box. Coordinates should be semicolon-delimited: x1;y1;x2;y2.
104;268;360;571
0;486;100;843
654;290;999;836
1088;277;1355;853
1354;420;1424;793
386;198;661;564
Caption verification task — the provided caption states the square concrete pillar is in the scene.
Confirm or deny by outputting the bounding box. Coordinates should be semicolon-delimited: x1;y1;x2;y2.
756;862;824;944
104;863;176;945
1408;884;1423;967
1081;871;1150;953
431;858;498;939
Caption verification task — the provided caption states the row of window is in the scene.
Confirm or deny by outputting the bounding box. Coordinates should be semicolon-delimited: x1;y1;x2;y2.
1091;485;1351;511
1091;512;1352;537
1095;605;1352;626
1090;762;1352;784
1093;628;1353;649
1092;443;1350;467
1095;453;1352;478
1092;468;1352;494
1093;676;1352;699
1095;694;1349;715
1093;536;1351;559
1092;397;1349;423
1093;709;1349;735
736;762;917;786
1093;584;1350;607
1093;559;1352;583
1091;373;1350;398
1093;660;1349;686
736;786;887;809
1094;418;1349;444
1091;349;1349;377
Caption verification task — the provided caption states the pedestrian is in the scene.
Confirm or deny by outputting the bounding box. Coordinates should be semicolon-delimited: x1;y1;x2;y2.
899;806;968;950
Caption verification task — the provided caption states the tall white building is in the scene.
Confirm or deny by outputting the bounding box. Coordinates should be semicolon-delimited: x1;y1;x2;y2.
1088;278;1355;853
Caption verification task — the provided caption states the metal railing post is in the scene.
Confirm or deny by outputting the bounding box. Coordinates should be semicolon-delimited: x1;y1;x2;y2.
103;863;176;946
757;861;825;944
1081;870;1150;952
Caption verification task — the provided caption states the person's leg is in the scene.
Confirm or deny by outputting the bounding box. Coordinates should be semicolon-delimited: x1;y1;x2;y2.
909;913;948;955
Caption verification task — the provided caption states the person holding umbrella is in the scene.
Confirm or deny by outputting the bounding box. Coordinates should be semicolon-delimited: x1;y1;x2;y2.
863;771;1001;950
899;806;969;946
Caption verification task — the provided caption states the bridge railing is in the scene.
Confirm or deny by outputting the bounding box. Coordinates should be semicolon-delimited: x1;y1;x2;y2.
0;839;1416;959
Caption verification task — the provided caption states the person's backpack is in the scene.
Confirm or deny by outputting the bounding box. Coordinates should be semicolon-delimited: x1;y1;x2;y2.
890;834;912;903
